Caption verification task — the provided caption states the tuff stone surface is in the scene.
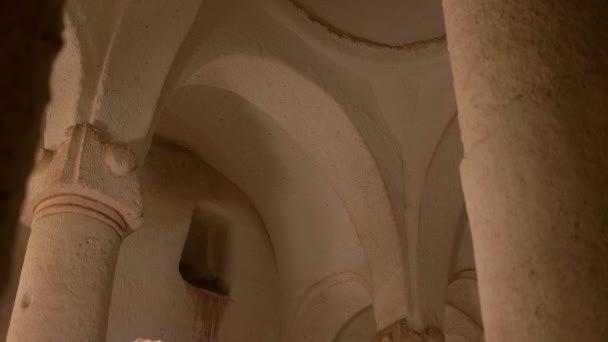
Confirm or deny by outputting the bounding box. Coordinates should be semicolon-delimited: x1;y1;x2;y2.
7;213;121;342
444;0;608;341
24;124;143;232
0;0;492;340
105;144;137;177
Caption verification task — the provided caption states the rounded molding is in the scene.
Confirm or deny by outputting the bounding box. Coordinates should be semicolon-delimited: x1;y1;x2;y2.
104;144;137;176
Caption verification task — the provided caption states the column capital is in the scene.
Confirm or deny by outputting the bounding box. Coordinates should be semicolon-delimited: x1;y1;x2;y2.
374;319;444;342
23;124;143;235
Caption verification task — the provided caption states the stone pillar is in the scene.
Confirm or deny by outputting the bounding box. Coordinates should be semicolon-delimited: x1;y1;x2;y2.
7;124;142;342
374;319;444;342
443;0;608;341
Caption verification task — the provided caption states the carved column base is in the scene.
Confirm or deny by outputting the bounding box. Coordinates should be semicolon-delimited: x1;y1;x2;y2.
8;211;122;342
374;320;445;342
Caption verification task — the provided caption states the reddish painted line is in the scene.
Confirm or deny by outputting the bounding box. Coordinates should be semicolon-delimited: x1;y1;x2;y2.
37;202;126;235
34;192;129;229
34;211;124;239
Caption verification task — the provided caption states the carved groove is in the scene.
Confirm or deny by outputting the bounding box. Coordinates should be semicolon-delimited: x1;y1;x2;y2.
33;193;127;238
288;0;446;51
34;193;128;228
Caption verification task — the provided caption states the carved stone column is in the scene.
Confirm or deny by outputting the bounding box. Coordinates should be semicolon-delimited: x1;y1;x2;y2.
443;0;608;341
374;320;444;342
7;124;142;342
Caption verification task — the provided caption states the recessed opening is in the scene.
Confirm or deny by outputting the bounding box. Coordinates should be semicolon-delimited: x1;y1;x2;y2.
179;206;229;296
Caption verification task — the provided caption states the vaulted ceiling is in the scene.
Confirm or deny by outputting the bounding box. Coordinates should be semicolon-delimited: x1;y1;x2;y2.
26;0;481;340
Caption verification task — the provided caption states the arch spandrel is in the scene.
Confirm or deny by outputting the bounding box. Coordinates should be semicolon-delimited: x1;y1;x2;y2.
179;55;409;328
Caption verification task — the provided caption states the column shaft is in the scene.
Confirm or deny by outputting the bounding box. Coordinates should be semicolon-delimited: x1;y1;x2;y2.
443;0;608;341
7;125;141;341
8;209;121;342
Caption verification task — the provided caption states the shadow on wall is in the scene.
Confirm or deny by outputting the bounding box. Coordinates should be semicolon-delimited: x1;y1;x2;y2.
179;205;231;342
180;206;230;296
0;226;30;341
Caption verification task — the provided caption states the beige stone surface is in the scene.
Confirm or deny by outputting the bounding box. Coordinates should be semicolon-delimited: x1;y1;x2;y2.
8;214;120;342
444;0;608;341
8;124;142;342
288;0;444;47
0;0;496;340
107;139;280;342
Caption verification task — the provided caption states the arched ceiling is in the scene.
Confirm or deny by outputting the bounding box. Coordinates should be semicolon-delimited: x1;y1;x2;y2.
34;0;479;338
288;0;445;47
413;116;465;328
45;0;203;160
156;85;372;337
109;139;281;342
176;55;410;329
335;306;376;342
291;273;372;342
